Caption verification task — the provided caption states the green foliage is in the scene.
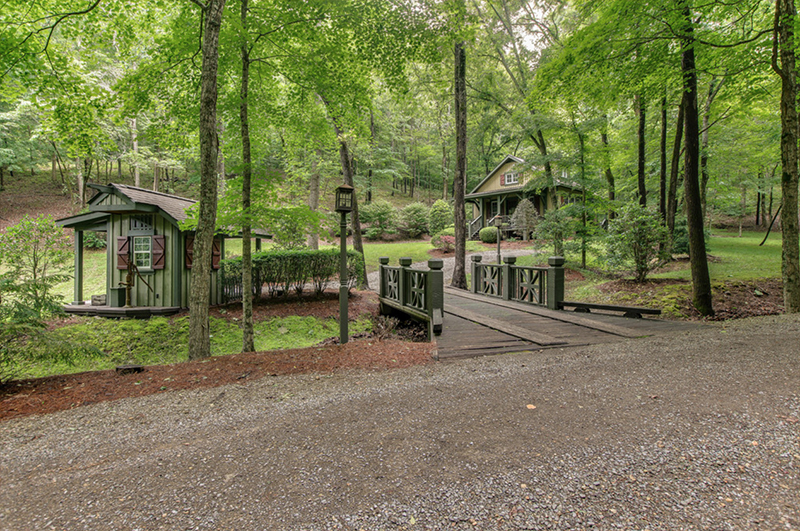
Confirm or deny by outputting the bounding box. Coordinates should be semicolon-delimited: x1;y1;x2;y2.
0;214;72;318
606;204;668;282
83;231;107;250
479;226;498;244
399;202;429;238
509;199;539;240
221;248;366;297
534;207;578;257
431;227;456;252
360;200;398;240
428;199;453;236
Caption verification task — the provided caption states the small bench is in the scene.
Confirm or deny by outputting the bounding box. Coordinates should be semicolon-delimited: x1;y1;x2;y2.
559;301;661;319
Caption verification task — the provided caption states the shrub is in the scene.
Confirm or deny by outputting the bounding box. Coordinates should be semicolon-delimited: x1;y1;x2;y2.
428;199;453;236
221;248;366;298
431;227;456;253
606;204;668;282
400;202;429;238
533;206;578;256
479;226;498;243
509;199;539;241
360;200;397;240
83;231;107;249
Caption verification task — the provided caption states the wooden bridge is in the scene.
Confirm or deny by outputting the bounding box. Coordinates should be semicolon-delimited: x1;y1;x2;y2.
377;256;701;360
436;287;700;360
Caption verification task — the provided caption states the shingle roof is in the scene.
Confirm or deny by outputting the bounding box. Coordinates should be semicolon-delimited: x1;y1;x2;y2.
111;184;196;223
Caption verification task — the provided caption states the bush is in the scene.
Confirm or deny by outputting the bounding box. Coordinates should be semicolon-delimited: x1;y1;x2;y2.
606;204;668;282
360;200;398;240
428;199;453;236
509;199;538;241
479;226;498;243
400;202;429;238
431;227;456;253
83;231;107;249
221;248;366;298
534;206;578;256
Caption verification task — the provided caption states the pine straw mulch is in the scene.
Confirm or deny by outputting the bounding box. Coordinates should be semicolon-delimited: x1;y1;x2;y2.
1;290;435;422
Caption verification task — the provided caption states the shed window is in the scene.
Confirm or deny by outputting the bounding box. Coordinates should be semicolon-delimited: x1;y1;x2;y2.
130;214;154;233
133;236;152;269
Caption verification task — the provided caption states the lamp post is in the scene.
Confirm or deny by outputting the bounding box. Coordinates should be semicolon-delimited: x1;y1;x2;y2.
335;184;354;344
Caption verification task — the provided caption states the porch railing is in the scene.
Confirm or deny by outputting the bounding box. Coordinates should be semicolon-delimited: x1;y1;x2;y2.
468;216;483;240
378;257;444;340
470;255;565;310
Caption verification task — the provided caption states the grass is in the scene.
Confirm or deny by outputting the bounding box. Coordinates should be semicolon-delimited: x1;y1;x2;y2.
18;314;372;379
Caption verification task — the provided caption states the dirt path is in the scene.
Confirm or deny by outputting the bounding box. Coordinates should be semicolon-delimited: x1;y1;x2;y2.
1;314;798;530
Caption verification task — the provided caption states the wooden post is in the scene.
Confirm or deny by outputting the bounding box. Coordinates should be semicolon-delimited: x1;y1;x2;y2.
502;256;516;301
427;258;444;338
547;256;565;310
72;230;84;305
339;212;348;344
470;255;482;293
378;257;389;299
399;257;412;308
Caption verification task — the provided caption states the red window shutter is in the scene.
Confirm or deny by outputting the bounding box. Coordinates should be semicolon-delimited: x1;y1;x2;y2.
185;235;194;269
500;174;505;186
212;237;221;270
116;237;130;270
152;235;166;270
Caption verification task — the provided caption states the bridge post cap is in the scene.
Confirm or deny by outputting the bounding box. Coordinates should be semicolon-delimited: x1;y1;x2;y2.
471;255;483;262
548;256;565;267
399;257;413;267
428;258;444;270
379;257;390;265
503;256;517;265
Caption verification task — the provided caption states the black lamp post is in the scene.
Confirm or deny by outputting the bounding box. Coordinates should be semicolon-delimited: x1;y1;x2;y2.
494;215;503;264
334;184;354;344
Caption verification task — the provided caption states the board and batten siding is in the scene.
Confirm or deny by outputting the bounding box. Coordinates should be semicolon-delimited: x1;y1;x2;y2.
475;161;523;194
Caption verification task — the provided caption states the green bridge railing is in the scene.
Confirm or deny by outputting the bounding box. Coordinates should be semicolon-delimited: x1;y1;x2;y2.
470;255;565;310
378;257;444;340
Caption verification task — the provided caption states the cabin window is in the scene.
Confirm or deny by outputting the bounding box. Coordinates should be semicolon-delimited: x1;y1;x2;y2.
505;172;519;185
133;236;152;269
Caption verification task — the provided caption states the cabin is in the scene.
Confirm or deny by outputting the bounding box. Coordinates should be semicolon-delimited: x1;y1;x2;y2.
465;155;581;239
56;183;261;317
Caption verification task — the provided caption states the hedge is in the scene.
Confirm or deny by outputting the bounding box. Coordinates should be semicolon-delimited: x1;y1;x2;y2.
221;248;366;300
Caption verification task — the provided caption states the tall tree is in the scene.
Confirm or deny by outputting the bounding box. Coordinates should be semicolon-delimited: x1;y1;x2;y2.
452;21;468;289
188;0;226;360
239;0;254;353
772;0;800;312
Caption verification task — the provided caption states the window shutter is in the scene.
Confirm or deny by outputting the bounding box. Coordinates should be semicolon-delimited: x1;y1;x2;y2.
116;237;130;270
152;235;166;270
212;237;221;270
500;173;505;186
185;235;194;269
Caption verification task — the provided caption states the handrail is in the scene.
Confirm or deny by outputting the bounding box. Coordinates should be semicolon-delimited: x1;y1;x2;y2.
378;257;444;340
470;255;565;310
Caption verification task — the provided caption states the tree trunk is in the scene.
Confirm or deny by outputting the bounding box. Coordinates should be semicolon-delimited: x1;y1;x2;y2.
240;0;255;354
660;95;668;221
132;118;140;187
442;143;448;201
307;152;321;249
636;94;647;207
336;135;369;288
153;161;159;191
452;37;468;290
76;158;85;207
188;0;225;360
701;76;724;221
680;0;714;316
773;0;800;312
601;123;615;220
667;101;685;235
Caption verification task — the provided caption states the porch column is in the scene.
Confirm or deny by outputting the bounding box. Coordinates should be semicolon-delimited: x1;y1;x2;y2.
72;230;84;305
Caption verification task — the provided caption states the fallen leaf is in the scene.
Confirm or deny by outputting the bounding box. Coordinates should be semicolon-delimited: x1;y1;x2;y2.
526;404;536;410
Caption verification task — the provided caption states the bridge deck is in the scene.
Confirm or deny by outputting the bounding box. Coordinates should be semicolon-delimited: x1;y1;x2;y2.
436;287;702;360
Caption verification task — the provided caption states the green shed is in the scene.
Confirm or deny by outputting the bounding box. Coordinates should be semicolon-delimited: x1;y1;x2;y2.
57;184;254;317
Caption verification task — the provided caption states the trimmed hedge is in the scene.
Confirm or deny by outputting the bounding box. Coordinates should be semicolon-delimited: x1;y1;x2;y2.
221;248;366;299
479;226;499;243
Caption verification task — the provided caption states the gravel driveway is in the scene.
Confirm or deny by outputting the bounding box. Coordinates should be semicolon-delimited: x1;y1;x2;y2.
1;314;798;530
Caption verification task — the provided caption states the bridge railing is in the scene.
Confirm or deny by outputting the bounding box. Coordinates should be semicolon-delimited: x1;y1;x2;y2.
378;257;444;340
470;255;565;310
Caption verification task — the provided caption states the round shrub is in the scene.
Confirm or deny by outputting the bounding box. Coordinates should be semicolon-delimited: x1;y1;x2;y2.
431;227;456;253
479;226;498;243
428;199;453;236
360;200;397;240
400;202;429;238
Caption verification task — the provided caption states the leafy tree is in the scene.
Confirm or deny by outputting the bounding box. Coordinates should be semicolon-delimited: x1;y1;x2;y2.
429;199;454;235
606;204;668;282
534;206;577;257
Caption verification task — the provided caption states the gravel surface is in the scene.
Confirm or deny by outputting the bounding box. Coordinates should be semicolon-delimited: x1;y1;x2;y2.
1;314;799;530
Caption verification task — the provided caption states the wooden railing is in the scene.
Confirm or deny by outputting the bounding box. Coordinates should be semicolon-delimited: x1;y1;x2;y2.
470;255;565;310
468;216;483;239
378;257;444;340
